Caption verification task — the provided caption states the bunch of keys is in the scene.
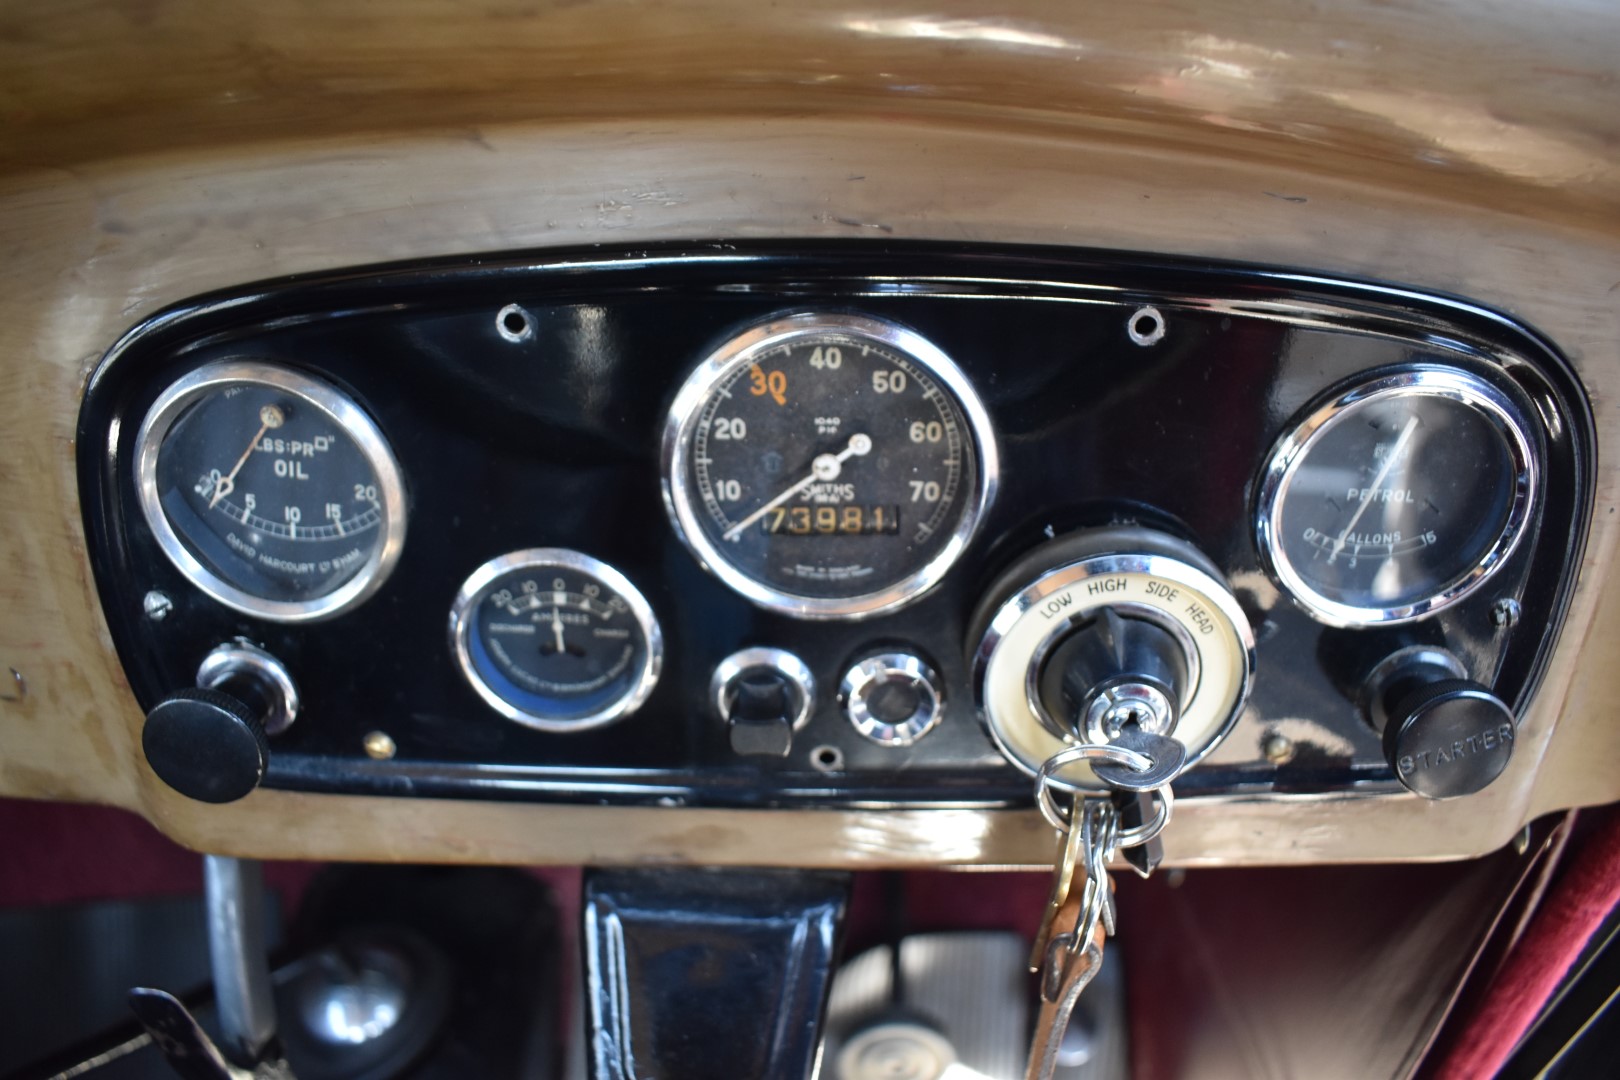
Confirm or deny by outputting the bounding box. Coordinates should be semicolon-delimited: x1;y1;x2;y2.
1022;723;1185;1080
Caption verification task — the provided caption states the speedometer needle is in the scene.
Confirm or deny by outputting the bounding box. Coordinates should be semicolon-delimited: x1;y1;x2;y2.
722;433;872;542
1329;414;1418;564
208;403;284;509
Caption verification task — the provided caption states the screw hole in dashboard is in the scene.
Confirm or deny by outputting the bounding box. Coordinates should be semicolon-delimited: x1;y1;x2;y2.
810;745;844;773
1128;305;1166;346
496;304;534;343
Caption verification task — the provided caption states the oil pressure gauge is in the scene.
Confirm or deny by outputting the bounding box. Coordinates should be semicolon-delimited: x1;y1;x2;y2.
135;360;407;622
450;549;663;732
1257;367;1537;626
661;313;997;619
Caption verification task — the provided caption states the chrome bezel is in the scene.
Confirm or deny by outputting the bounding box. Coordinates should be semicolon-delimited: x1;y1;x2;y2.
710;646;817;730
660;312;999;620
839;652;945;747
134;360;408;623
1255;367;1538;628
448;548;664;733
196;640;301;736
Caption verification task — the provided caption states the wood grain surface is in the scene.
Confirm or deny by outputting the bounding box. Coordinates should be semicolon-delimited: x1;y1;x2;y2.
1;1;1616;866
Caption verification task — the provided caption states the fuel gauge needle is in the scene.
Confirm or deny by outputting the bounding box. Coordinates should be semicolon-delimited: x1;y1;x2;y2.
722;433;872;541
1329;414;1418;564
208;403;284;509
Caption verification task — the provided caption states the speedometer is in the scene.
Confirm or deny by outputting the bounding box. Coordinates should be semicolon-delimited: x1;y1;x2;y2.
661;313;997;619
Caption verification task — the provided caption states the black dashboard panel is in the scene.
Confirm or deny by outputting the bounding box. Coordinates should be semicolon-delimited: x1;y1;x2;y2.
78;243;1594;809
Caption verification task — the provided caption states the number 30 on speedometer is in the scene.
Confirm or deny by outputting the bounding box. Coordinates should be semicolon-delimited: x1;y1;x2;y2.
661;313;998;619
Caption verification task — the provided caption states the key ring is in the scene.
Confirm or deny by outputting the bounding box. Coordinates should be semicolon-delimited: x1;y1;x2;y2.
1115;784;1174;849
1035;743;1175;848
1035;743;1152;830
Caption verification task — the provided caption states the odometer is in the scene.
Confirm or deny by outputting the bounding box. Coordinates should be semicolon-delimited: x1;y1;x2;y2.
661;313;997;619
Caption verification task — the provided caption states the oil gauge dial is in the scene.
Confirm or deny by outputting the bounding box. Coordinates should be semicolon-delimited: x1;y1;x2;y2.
135;360;407;622
1257;367;1537;626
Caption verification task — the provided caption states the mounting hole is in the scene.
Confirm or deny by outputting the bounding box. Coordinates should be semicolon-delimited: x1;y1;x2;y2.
810;744;845;773
496;304;534;343
1127;306;1166;346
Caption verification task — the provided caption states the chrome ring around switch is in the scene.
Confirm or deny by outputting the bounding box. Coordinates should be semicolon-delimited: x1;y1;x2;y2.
711;647;817;730
196;640;300;736
840;652;944;747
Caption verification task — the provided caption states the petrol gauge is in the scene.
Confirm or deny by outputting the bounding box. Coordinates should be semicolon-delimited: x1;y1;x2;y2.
661;313;997;619
449;549;663;732
135;360;407;622
1257;367;1537;626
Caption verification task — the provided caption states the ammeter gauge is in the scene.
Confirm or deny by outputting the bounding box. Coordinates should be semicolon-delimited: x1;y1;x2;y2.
1256;367;1537;626
661;313;997;619
134;360;407;622
449;549;663;732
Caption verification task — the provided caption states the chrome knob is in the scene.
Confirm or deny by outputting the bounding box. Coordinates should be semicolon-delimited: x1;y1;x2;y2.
840;653;944;747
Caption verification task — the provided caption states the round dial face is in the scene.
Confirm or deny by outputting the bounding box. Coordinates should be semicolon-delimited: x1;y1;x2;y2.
662;314;997;618
136;361;407;622
1259;368;1535;626
450;549;663;732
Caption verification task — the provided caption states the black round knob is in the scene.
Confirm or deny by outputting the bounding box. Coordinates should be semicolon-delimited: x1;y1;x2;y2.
143;685;270;803
1383;679;1515;800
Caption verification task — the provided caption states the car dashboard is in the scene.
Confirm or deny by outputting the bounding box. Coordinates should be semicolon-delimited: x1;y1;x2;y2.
0;4;1618;878
72;241;1594;831
4;5;1620;1078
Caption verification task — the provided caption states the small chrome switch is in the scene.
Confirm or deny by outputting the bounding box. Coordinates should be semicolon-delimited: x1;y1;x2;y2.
840;652;944;747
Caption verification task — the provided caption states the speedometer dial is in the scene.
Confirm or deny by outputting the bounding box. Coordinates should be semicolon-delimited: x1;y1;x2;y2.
661;313;997;619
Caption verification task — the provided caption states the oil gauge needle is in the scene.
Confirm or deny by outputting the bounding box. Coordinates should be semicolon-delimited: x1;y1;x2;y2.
208;403;284;509
1330;414;1418;564
722;433;872;542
